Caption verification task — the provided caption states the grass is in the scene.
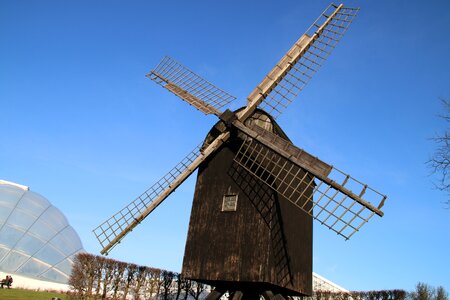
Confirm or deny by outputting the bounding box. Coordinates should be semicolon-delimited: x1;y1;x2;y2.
0;288;69;300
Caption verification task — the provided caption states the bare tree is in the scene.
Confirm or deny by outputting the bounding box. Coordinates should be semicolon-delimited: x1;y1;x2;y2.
94;256;106;299
160;270;175;300
182;279;192;300
436;286;449;300
189;281;207;300
173;273;182;300
112;261;127;300
428;97;450;206
174;273;192;300
131;265;147;300
411;282;436;300
143;267;161;300
84;253;98;298
69;253;89;299
100;257;115;299
122;263;138;300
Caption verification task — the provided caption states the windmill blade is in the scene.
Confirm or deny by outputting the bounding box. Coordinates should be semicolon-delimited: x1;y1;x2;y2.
147;56;237;116
233;121;386;240
93;131;230;255
241;4;359;121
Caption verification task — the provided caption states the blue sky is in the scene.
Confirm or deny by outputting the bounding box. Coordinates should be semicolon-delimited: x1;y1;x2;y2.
1;0;449;293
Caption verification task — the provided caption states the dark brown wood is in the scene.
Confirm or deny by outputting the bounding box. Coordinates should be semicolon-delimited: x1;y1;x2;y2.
232;291;243;300
182;110;313;296
205;287;227;300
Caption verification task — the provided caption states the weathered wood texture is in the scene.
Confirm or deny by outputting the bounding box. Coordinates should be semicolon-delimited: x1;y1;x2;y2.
182;111;313;296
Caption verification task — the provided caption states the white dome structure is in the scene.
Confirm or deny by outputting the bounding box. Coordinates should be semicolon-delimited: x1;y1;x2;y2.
0;180;84;284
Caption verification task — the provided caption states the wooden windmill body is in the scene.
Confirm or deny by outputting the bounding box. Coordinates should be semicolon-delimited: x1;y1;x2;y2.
94;3;387;299
183;110;313;296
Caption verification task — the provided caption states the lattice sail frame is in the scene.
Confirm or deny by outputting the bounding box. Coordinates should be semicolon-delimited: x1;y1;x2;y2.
255;4;359;119
93;143;203;253
148;56;236;116
233;133;385;240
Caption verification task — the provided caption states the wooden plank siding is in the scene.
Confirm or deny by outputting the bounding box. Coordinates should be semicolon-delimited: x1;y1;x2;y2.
182;110;313;296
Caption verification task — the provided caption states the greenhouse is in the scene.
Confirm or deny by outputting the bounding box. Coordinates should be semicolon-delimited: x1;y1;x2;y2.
0;180;84;284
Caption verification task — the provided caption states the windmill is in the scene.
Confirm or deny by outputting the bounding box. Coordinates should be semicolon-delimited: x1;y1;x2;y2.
93;3;386;299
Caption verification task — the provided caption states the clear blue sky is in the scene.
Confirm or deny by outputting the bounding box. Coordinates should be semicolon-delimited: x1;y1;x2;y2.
1;0;449;293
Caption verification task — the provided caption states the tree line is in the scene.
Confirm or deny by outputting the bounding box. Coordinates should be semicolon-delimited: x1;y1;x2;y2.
69;252;208;300
304;283;447;300
305;290;407;300
69;253;448;300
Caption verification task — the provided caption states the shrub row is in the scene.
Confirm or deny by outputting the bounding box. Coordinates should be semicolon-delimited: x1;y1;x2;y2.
307;290;407;300
69;252;208;300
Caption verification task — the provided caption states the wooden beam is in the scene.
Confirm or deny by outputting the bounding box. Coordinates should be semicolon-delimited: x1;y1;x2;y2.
233;120;384;217
99;131;231;255
237;4;344;122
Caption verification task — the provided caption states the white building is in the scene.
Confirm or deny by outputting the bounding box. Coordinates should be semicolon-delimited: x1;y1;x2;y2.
0;180;84;291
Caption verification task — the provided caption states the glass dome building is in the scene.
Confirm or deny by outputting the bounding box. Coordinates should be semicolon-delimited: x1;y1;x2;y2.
0;180;84;284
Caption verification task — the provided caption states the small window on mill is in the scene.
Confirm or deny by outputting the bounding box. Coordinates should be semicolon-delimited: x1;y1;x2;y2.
222;192;238;212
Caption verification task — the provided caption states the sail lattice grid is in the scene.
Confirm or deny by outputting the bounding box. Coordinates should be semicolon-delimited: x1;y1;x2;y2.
93;143;203;252
234;137;385;240
148;56;236;115
258;4;359;119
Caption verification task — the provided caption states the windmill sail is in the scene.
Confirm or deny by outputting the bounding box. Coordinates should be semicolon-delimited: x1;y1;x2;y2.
93;132;230;255
233;121;385;240
148;56;236;116
244;4;359;120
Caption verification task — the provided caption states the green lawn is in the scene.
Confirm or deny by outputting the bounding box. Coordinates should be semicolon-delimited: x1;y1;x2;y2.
0;288;69;300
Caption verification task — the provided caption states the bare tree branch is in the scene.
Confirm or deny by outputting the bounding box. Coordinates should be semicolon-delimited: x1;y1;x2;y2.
428;97;450;207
